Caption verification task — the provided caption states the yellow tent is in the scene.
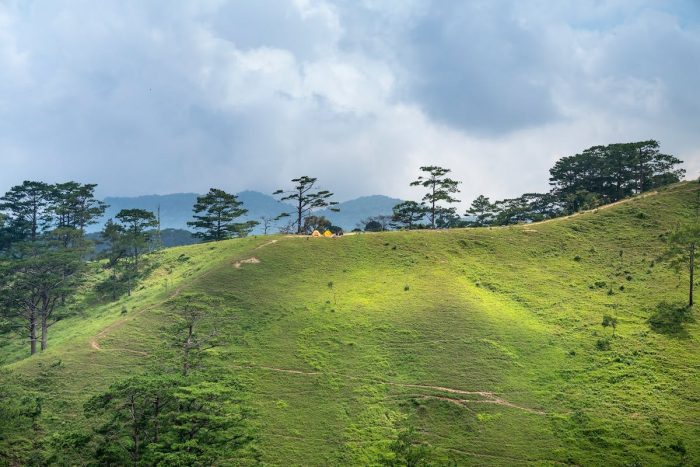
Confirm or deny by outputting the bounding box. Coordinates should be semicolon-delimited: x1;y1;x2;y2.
323;230;333;237
311;230;322;237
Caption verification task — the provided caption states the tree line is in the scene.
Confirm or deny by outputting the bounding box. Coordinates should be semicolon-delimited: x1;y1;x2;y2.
0;177;341;355
0;183;241;355
386;140;684;230
0;181;107;354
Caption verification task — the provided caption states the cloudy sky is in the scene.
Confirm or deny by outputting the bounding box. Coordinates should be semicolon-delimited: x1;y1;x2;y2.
1;0;699;206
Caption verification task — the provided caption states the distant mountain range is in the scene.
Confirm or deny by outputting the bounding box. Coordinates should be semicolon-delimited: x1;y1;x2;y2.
92;191;403;234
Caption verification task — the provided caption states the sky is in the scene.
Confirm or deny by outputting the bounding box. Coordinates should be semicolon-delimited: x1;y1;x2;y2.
1;0;699;207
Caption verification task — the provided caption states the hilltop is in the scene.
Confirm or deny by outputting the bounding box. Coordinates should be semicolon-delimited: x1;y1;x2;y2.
1;182;699;465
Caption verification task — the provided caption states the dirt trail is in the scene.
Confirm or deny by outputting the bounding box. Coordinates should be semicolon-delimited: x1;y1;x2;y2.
255;239;278;249
384;382;544;414
233;257;260;268
236;364;545;415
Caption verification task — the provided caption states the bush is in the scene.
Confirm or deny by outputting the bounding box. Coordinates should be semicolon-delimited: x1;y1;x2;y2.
649;302;694;334
364;220;383;232
595;338;611;351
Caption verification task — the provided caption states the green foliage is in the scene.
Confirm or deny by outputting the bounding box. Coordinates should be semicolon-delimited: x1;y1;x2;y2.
602;314;618;336
0;180;53;243
391;201;426;230
115;208;158;265
49;182;107;231
164;292;224;376
0;371;43;465
465;195;493;226
410;166;461;229
187;188;256;241
365;219;384;232
381;426;433;466
549;140;684;214
464;141;683;228
660;222;700;306
648;301;695;334
595;338;611;351
150;379;253;465
84;375;253;465
273;176;339;234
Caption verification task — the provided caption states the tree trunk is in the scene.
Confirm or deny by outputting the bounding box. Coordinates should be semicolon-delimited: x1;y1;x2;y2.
154;396;161;444
29;312;37;355
690;242;695;308
297;193;303;234
41;318;48;351
183;324;193;376
431;184;436;229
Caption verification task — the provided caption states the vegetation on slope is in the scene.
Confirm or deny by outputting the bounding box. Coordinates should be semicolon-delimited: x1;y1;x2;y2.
1;182;699;465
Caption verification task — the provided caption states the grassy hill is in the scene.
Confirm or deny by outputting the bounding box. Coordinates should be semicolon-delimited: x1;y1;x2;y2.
2;182;699;465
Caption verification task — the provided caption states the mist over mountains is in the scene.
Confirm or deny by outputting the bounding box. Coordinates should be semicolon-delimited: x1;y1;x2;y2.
93;191;402;234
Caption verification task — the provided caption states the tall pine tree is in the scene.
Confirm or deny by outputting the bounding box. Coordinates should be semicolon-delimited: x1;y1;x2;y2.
410;166;461;229
273;176;339;234
187;188;256;241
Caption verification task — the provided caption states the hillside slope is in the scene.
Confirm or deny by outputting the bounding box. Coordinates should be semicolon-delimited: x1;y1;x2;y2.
2;183;699;465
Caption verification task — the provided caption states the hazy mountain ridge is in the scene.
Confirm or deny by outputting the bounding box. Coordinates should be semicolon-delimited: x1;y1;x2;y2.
93;191;403;233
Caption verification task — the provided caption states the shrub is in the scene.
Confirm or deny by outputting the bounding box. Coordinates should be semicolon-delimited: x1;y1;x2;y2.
595;338;611;351
649;302;695;334
365;220;383;232
602;315;618;336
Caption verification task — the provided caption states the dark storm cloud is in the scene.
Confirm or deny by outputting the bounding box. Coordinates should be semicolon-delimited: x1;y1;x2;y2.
396;2;561;134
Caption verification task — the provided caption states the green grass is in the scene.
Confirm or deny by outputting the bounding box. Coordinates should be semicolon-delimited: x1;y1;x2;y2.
2;182;700;465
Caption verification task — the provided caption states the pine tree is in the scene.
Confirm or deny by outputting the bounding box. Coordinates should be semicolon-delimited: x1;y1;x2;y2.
410;166;461;229
662;224;700;307
391;201;426;230
187;188;255;241
466;195;494;226
0;180;53;242
273;176;339;234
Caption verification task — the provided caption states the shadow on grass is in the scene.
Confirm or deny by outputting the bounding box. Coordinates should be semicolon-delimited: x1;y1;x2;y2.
648;301;695;338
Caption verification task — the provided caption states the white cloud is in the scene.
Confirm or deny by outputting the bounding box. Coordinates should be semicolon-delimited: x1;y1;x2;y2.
0;0;697;205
